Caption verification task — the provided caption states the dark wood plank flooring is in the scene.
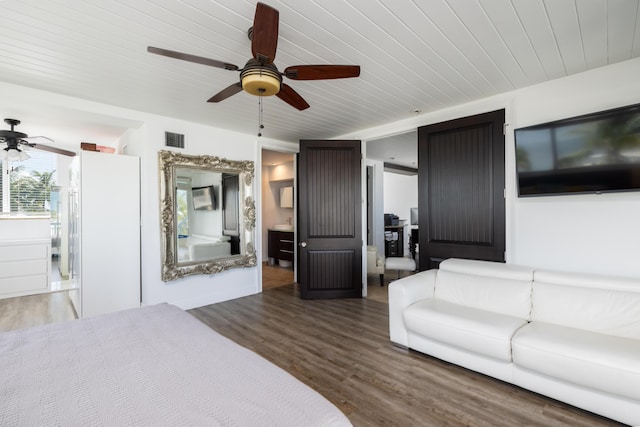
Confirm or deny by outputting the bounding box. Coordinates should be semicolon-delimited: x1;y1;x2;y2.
190;284;624;427
262;262;295;290
0;270;626;426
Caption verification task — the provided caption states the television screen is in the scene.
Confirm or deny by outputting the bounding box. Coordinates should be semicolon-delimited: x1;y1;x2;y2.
514;103;640;197
192;185;217;210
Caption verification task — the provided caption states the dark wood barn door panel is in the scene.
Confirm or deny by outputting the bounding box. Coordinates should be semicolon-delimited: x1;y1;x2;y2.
418;110;506;270
297;140;362;299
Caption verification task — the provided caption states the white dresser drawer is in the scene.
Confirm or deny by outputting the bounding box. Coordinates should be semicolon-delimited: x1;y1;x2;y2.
0;243;49;261
0;259;49;279
0;239;51;298
0;275;49;295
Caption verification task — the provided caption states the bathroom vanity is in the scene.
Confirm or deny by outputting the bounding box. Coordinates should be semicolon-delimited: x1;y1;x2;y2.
268;229;294;267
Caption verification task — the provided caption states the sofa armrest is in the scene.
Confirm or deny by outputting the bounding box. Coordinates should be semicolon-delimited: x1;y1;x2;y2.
388;270;438;346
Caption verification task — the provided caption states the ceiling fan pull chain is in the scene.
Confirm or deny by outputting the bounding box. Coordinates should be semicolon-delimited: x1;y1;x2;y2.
257;92;265;137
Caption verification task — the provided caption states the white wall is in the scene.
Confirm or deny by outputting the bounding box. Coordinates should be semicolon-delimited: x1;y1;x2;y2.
509;60;640;277
4;56;640;299
343;57;640;279
182;170;223;237
126;118;263;309
0;81;297;309
383;172;418;257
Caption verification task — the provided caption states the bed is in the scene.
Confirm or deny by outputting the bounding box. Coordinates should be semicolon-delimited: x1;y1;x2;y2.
0;303;352;426
178;235;232;262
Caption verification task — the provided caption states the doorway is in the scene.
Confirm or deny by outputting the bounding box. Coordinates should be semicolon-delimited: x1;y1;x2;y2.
261;148;296;290
365;132;419;300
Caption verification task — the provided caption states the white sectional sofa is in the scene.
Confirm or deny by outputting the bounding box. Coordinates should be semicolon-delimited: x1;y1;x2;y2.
388;258;640;425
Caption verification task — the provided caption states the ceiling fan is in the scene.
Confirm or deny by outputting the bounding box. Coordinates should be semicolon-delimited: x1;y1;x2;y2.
0;118;76;161
147;2;360;111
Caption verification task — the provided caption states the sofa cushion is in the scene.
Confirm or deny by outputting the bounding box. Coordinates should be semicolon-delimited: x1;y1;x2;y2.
532;270;640;339
404;299;528;362
435;259;534;319
512;322;640;401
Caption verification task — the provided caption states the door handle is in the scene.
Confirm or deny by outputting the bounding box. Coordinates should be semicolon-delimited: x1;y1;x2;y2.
299;241;307;248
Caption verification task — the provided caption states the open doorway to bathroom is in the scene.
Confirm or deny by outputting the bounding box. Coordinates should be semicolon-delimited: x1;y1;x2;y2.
261;149;296;290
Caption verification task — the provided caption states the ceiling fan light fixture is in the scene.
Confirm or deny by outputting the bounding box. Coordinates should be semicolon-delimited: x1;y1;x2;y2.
17;149;30;161
147;3;360;111
240;61;281;96
1;147;30;161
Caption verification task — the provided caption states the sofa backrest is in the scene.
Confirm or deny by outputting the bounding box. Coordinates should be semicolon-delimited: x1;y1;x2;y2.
435;258;534;319
531;270;640;339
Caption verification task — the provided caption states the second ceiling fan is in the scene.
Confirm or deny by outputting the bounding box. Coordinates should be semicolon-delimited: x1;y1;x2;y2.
148;2;360;111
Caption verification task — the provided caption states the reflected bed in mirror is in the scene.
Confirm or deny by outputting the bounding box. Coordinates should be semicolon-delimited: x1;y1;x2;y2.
159;150;256;281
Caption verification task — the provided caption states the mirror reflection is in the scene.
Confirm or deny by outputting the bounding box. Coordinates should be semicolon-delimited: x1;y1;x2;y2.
175;168;241;264
159;151;256;281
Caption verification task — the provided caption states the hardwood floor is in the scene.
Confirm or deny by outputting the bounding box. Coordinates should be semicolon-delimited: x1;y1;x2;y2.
262;262;295;290
190;284;624;427
0;291;77;332
366;267;415;304
0;270;626;426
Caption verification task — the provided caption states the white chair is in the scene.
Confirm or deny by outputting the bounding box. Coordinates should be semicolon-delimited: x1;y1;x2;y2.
385;256;416;281
367;246;385;286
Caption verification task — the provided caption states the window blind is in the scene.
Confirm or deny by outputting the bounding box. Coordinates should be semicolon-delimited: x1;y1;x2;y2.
1;150;57;214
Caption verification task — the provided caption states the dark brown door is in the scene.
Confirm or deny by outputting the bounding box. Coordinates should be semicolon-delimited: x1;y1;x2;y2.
297;140;362;299
417;109;505;270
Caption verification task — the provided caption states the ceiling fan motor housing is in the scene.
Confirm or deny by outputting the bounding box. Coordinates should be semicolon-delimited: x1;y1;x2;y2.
1;117;76;157
240;59;281;96
0;118;28;142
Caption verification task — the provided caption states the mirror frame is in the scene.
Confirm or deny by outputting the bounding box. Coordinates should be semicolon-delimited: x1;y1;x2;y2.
158;150;257;281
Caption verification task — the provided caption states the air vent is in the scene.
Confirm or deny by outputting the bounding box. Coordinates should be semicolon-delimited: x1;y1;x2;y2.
165;131;185;149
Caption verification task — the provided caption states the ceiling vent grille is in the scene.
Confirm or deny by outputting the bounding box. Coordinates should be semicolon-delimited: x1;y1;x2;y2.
165;131;185;149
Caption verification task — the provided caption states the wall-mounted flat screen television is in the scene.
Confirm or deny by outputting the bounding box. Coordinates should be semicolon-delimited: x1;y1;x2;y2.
192;185;217;210
514;103;640;197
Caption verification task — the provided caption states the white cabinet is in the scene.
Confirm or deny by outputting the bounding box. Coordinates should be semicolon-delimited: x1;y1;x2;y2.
0;240;50;298
76;151;141;318
0;218;51;299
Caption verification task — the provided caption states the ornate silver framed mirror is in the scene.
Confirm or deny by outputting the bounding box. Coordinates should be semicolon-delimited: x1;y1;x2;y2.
158;150;256;281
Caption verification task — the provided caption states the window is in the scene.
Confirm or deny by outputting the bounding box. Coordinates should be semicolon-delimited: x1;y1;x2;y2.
176;176;191;236
0;150;57;214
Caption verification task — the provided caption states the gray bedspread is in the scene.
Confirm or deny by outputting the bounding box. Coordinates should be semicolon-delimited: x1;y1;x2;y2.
0;303;352;426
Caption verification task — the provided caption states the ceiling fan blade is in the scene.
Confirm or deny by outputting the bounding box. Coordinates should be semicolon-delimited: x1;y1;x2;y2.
26;142;76;157
276;84;310;111
251;2;279;64
284;65;361;80
147;46;239;71
207;82;243;103
23;135;54;143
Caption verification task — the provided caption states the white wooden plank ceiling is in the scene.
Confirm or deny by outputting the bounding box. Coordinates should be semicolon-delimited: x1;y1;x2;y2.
0;0;638;149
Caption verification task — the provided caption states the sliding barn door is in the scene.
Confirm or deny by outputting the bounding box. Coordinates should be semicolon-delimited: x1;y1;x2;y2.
297;140;362;299
418;110;505;270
